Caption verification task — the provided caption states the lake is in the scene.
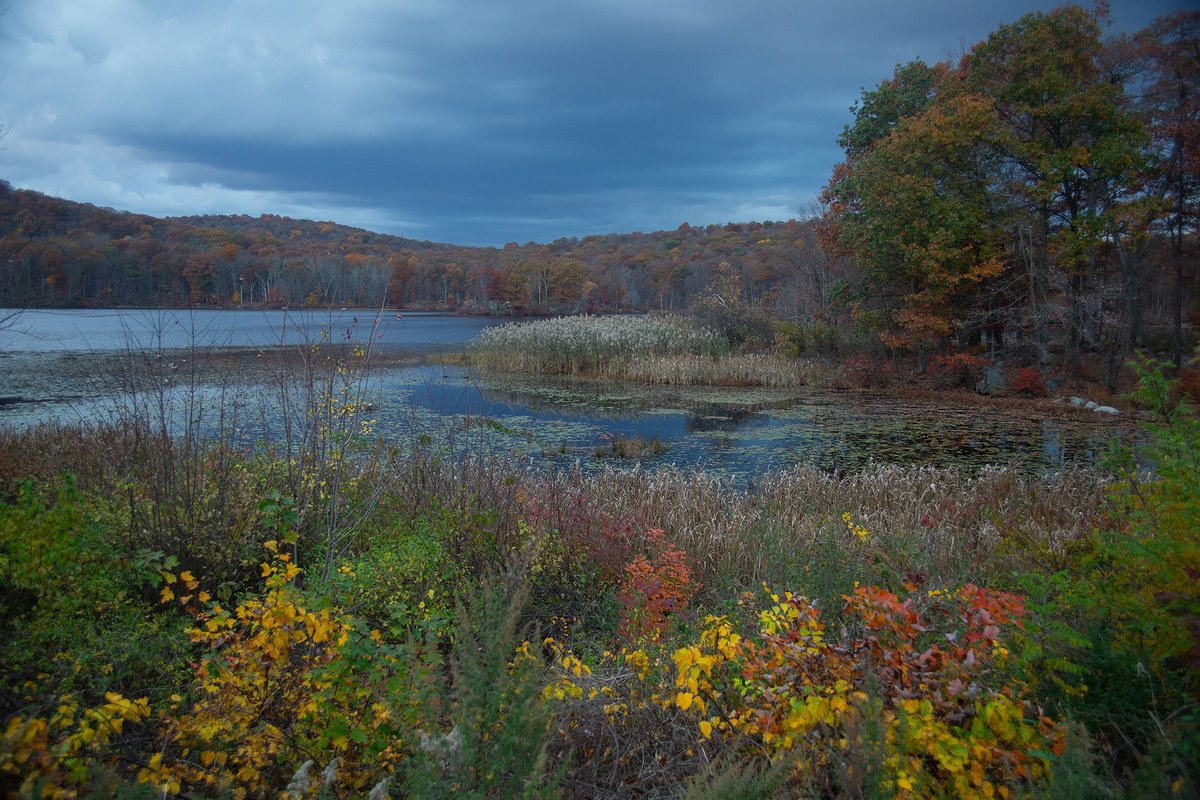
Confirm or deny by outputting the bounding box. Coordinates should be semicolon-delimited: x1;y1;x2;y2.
0;309;1126;479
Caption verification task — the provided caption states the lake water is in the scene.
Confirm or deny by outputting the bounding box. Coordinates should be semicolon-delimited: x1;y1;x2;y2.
0;309;1126;478
0;308;499;353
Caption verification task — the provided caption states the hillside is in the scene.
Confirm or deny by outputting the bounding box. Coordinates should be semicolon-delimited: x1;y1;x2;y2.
0;183;832;318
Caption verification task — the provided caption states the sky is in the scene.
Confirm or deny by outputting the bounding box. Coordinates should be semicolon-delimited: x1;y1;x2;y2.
0;0;1191;247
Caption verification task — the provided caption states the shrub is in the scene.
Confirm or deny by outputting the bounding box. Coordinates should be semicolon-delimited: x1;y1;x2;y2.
154;543;563;798
1011;366;1048;397
158;544;408;796
842;355;893;389
0;478;190;712
1097;357;1200;695
1;692;152;796
617;528;698;642
929;352;989;389
668;581;1063;798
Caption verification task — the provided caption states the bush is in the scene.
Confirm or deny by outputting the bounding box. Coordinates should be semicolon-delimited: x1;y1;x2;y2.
1011;366;1048;397
667;582;1063;797
617;528;698;642
0;478;190;713
928;352;989;389
842;355;893;389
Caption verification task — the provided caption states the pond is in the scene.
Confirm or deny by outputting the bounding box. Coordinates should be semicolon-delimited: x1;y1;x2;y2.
0;309;1127;479
380;366;1125;480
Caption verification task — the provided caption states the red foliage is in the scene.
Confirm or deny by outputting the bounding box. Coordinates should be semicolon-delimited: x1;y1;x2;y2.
1010;366;1048;397
1177;367;1200;405
617;528;697;642
840;582;1027;707
928;352;989;388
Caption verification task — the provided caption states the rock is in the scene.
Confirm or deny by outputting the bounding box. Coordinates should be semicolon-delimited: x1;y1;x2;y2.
1093;405;1120;415
1069;397;1086;407
976;365;1008;395
1085;400;1098;410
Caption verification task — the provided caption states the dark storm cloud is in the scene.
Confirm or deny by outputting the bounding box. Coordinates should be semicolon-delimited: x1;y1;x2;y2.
0;0;1189;245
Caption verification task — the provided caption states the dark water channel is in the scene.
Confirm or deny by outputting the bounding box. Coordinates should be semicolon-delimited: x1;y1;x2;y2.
386;366;1125;481
0;309;1127;480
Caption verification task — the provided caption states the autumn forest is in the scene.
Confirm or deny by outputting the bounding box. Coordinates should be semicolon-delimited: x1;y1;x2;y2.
1;4;1199;800
3;5;1198;382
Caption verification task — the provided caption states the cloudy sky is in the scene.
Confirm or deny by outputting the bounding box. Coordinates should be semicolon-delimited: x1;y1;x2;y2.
0;0;1189;246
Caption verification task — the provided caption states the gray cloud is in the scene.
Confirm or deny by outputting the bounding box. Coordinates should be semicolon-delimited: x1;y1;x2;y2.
0;0;1188;245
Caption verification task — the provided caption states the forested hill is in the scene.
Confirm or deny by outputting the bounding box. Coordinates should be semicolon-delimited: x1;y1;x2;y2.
0;183;833;317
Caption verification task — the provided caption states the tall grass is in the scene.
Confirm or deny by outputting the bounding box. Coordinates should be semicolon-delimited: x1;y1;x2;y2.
470;315;728;378
471;315;836;387
623;352;831;387
363;451;1112;602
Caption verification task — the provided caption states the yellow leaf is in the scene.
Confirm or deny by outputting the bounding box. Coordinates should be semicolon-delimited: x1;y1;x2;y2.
160;586;175;603
699;720;713;739
675;692;694;711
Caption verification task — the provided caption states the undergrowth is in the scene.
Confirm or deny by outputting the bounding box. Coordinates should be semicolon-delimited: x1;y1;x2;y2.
0;355;1195;797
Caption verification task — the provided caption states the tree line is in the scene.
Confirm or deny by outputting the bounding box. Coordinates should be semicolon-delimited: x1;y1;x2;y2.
0;184;842;321
1;4;1196;380
822;5;1198;374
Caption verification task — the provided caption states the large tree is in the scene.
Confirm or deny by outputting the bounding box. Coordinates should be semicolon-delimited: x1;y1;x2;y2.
1137;11;1200;365
825;62;1009;369
966;4;1149;369
825;4;1154;375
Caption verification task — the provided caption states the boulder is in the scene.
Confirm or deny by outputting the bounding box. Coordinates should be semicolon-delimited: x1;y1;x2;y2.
976;365;1008;395
1093;405;1120;415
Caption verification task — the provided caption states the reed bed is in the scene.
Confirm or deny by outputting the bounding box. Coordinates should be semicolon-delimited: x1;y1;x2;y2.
622;352;830;387
470;314;727;378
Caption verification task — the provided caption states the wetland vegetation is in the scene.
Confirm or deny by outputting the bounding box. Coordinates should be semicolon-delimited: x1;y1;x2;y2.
0;306;1195;797
2;2;1199;797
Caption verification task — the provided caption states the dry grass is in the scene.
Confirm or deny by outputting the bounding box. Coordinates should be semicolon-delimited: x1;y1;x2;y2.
470;315;830;388
2;413;1111;597
623;353;831;387
471;314;725;376
379;452;1113;598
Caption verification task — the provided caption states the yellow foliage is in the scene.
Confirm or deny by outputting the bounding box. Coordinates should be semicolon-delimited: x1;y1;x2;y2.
654;584;1063;798
0;692;150;796
153;544;414;796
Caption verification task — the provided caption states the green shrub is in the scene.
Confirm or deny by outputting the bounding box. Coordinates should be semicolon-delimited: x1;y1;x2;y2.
0;478;190;712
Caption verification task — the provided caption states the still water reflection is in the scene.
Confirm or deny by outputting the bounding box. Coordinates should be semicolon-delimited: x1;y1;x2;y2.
0;310;1125;479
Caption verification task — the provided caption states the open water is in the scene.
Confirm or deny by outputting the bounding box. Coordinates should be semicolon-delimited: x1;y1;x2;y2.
0;309;1126;479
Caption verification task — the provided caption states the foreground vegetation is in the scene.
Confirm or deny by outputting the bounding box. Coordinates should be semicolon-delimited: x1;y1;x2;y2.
0;340;1197;797
1;4;1196;791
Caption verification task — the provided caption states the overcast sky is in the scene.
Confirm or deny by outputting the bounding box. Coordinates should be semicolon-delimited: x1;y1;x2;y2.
0;0;1190;246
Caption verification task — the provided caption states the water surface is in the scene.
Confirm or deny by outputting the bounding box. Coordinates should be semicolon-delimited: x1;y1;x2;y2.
0;309;1127;478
